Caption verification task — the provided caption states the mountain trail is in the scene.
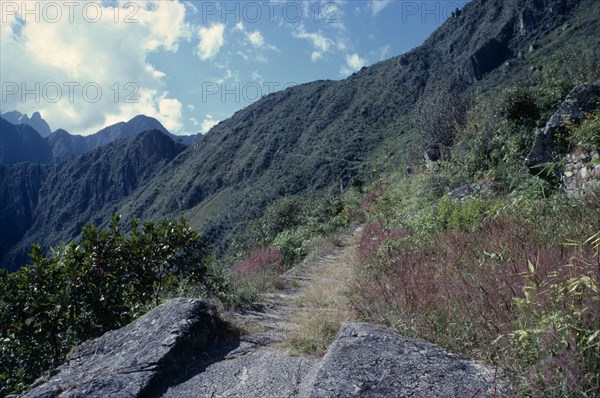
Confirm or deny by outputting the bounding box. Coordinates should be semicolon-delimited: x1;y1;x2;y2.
154;227;363;397
231;225;363;350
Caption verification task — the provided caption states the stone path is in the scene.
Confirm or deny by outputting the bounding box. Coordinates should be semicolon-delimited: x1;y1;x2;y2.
158;228;361;397
232;228;359;349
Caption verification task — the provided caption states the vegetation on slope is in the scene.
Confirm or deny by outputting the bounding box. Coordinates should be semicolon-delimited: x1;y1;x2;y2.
0;216;217;395
1;1;599;396
342;52;600;396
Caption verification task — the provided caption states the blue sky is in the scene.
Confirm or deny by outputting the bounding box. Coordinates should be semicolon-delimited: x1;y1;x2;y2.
0;1;468;135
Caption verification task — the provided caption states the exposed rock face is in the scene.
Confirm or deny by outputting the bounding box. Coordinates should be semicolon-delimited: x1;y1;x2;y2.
562;150;600;198
23;299;221;398
449;183;496;202
0;163;47;268
525;83;600;171
468;38;512;81
24;305;501;397
307;322;499;398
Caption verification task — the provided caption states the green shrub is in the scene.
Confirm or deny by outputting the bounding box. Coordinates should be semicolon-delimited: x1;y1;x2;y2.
569;112;600;151
0;215;213;396
498;86;540;126
436;196;491;231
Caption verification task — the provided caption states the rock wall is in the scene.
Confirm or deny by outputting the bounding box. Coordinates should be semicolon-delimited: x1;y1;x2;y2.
562;150;600;198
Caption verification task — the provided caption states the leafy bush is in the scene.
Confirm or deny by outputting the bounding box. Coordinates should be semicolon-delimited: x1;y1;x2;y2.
498;86;540;127
569;112;600;151
0;215;213;396
435;196;491;230
232;194;346;265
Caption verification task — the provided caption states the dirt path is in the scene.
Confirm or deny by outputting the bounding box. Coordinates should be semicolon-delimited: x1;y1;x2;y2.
153;227;363;397
232;226;362;353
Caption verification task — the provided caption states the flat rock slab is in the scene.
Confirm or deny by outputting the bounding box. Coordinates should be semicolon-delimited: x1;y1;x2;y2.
306;322;499;398
23;299;220;398
22;302;504;397
161;347;316;398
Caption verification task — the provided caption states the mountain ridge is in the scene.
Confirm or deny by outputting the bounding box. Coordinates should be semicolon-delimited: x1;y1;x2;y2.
1;0;599;270
0;114;200;164
1;129;186;271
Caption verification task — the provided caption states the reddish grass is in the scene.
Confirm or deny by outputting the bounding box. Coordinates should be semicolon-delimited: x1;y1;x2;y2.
351;216;600;396
233;248;284;276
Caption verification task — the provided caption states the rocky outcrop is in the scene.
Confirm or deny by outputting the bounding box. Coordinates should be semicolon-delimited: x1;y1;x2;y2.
562;150;600;198
24;299;222;398
525;83;600;171
467;38;512;81
307;322;499;398
24;302;501;398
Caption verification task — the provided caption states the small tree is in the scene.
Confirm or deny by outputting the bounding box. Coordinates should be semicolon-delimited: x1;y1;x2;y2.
416;82;471;160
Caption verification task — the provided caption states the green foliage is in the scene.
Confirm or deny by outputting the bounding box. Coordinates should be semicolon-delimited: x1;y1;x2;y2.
232;194;346;265
539;44;600;99
569;112;600;151
498;86;540;127
435;196;491;231
0;215;213;396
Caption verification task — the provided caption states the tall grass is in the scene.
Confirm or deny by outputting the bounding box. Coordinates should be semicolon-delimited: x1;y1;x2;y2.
351;196;600;397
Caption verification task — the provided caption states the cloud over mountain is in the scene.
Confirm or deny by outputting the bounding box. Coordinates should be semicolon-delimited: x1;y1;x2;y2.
0;1;190;134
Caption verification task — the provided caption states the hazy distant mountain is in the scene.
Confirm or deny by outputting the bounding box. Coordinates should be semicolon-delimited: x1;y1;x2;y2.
1;114;200;164
1;129;185;271
0;118;52;163
1;111;52;137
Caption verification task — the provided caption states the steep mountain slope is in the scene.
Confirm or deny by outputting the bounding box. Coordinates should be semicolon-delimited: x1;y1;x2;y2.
1;111;52;137
2;130;186;271
2;0;598;269
0;118;52;164
0;163;48;265
118;0;600;249
46;129;89;162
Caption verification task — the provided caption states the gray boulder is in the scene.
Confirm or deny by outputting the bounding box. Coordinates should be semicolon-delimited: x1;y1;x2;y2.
525;83;600;171
23;307;502;397
23;299;221;398
307;322;500;398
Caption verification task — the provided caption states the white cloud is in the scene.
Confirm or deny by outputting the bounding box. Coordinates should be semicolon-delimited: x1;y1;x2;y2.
371;0;392;15
247;31;265;48
197;23;225;60
340;53;366;76
158;97;183;131
251;71;263;82
0;0;190;134
235;23;278;57
376;44;392;60
200;114;219;133
293;26;333;62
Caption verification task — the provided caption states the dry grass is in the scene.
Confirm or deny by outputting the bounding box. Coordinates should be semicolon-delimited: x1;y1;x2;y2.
283;248;356;356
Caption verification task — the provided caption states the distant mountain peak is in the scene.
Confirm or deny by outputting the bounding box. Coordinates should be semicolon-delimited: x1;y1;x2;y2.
0;110;52;137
